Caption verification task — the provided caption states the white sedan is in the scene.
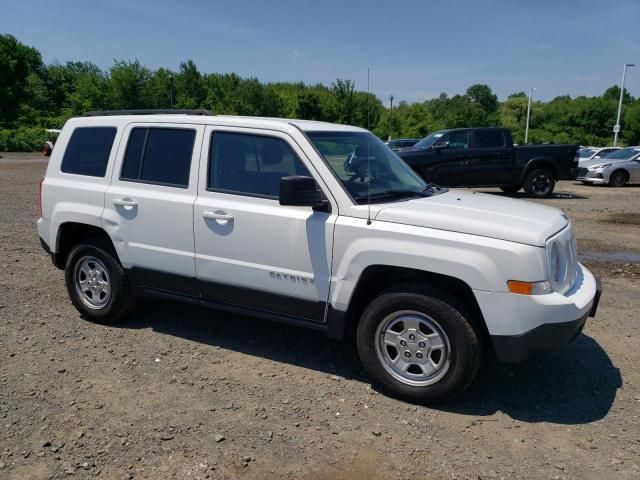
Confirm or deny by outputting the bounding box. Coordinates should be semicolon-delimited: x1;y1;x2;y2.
577;146;620;166
577;147;640;186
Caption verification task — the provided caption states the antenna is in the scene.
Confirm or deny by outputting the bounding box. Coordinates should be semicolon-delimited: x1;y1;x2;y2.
366;68;372;226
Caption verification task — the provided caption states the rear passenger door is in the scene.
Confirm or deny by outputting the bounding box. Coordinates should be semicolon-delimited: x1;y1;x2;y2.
465;129;513;186
103;123;205;295
193;127;336;322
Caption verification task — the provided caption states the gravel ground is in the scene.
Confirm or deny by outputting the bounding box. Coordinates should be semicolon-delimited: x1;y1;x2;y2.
1;153;638;479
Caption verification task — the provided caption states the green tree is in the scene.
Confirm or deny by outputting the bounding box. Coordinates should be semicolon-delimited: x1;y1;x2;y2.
109;60;152;109
175;60;204;109
332;79;356;124
0;34;45;126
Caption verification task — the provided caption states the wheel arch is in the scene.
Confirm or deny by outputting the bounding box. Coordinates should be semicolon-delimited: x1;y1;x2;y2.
339;265;490;347
54;222;118;269
521;158;558;182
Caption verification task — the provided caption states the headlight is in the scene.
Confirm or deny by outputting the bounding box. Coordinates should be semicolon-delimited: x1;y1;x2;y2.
545;225;578;294
549;240;564;284
589;163;611;170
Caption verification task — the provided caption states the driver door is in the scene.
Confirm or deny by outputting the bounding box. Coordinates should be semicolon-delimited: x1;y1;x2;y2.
431;130;470;186
193;127;337;322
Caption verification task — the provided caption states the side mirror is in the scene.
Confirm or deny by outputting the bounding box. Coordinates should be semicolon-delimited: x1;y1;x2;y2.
432;143;448;151
279;176;328;209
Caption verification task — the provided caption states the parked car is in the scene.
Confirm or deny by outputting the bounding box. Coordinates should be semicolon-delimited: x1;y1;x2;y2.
385;138;421;151
577;146;640;187
397;128;579;197
577;146;620;166
37;110;601;403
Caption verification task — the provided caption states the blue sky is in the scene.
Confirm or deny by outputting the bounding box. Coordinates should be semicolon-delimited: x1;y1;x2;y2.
2;0;638;103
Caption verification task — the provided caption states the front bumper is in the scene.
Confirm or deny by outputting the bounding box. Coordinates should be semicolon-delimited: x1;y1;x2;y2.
474;264;602;363
577;169;608;184
491;276;601;362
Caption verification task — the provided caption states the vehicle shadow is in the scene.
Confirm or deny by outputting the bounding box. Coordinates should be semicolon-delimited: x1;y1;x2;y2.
441;334;622;424
115;299;621;425
115;299;366;381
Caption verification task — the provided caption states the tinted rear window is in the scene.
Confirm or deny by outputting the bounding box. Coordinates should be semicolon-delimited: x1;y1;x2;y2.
474;130;505;148
121;128;195;188
61;127;117;177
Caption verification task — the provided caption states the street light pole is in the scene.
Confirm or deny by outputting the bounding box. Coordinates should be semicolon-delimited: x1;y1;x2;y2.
613;63;635;146
524;87;536;144
388;95;394;141
169;74;174;109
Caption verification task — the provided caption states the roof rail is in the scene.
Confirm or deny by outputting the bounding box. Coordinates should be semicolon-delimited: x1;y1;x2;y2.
82;109;213;117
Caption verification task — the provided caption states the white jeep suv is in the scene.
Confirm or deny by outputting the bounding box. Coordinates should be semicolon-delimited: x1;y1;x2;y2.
37;110;602;403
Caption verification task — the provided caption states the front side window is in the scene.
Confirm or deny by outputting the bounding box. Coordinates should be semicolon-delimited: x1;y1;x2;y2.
208;132;311;198
441;131;469;149
121;127;195;188
61;127;117;177
474;130;505;148
307;131;433;203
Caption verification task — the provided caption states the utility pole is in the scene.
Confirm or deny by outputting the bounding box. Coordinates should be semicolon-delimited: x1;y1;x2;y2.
388;95;394;141
524;87;536;144
613;63;635;146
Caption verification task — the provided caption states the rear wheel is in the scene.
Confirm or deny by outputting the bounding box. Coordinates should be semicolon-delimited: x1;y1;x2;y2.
356;283;481;403
524;168;555;197
608;169;628;187
64;241;135;323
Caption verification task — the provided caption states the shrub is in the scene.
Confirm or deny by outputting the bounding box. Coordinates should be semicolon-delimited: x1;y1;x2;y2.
0;127;48;152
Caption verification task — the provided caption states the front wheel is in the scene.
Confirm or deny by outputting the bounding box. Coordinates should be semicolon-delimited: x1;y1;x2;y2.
608;169;628;187
524;168;556;197
64;241;135;323
356;284;481;403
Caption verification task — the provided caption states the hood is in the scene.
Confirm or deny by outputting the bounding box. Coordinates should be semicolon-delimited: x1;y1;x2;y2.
374;190;568;247
580;157;629;168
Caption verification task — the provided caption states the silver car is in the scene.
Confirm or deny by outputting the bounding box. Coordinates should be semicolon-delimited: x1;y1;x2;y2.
577;147;640;187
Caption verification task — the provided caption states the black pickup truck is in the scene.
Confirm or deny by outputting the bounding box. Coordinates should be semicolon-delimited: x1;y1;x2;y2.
396;128;579;197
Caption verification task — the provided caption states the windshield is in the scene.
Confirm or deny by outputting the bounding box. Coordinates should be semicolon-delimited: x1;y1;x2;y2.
578;148;595;158
307;131;433;203
604;148;640;160
414;131;446;149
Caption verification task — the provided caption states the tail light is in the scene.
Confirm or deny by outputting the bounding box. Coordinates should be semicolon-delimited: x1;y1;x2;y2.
38;177;44;217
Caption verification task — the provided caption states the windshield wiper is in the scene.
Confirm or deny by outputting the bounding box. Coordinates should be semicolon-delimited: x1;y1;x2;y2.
355;189;429;203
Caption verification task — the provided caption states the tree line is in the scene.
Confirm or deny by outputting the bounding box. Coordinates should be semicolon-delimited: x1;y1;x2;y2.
1;33;639;151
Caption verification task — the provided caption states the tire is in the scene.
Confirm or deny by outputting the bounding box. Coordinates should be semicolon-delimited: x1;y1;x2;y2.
500;185;521;194
523;168;555;197
608;169;628;187
356;283;481;404
64;240;135;324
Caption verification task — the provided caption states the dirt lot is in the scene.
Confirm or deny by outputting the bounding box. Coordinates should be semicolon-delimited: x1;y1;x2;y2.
1;153;639;480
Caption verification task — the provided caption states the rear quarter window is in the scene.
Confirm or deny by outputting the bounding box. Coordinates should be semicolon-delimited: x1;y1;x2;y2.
61;127;117;177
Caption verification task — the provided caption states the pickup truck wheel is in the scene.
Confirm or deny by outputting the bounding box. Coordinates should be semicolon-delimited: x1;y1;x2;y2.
357;284;481;403
608;169;628;187
524;168;555;197
64;241;135;324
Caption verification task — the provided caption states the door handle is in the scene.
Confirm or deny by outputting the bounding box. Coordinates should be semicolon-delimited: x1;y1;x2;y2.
113;198;138;207
203;210;234;222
